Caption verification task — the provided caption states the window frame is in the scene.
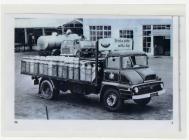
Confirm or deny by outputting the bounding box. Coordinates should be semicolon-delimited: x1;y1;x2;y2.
143;25;152;53
121;55;148;70
119;29;134;39
89;25;111;41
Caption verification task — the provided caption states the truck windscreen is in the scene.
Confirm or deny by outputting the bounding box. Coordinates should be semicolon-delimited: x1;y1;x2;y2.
122;55;148;69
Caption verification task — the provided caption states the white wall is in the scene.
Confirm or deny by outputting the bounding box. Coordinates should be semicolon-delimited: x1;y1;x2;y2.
83;18;172;56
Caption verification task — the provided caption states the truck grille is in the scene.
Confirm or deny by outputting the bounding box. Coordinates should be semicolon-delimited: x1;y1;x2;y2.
135;83;162;95
145;75;156;81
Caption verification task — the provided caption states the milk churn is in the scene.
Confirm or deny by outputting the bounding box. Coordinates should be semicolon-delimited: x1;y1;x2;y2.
33;56;39;75
62;56;68;79
73;57;79;80
58;56;65;78
68;57;74;79
25;57;31;74
43;57;48;75
80;60;86;81
47;56;53;76
52;56;59;77
29;57;35;74
38;56;43;75
85;62;92;82
21;57;27;73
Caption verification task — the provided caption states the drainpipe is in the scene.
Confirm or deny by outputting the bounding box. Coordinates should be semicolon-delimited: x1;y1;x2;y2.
95;41;99;86
24;28;28;44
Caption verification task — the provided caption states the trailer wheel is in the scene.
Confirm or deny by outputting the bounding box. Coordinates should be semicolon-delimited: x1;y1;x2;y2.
103;88;123;112
39;79;59;100
134;97;151;106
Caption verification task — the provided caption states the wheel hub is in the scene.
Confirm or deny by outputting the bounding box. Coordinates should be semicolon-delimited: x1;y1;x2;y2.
42;84;52;98
106;94;117;107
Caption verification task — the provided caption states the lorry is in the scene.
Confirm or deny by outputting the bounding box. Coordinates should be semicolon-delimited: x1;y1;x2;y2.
21;38;165;111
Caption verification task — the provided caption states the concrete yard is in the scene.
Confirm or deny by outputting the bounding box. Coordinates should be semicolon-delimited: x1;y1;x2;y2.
15;52;173;120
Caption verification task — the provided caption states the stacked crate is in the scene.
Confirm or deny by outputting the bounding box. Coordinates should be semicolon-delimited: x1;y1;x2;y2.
21;56;96;82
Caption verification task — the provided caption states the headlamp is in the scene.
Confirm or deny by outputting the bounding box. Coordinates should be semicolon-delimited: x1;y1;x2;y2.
133;87;139;93
160;83;164;89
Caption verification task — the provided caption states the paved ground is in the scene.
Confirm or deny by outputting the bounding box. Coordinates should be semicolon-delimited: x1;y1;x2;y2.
15;52;173;120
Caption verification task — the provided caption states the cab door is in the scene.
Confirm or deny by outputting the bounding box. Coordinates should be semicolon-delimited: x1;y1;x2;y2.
104;56;120;82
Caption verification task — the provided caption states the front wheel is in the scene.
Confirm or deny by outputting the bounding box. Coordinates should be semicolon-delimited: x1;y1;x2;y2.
39;79;59;100
102;88;123;112
133;97;151;106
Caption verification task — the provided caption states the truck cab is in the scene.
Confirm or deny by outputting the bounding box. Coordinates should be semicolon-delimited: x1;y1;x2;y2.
61;40;96;58
100;51;165;111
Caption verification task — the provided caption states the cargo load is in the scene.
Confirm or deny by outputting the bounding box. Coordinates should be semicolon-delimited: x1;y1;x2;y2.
21;56;97;82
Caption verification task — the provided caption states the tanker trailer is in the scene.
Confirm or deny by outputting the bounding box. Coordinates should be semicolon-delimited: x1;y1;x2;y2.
37;33;81;56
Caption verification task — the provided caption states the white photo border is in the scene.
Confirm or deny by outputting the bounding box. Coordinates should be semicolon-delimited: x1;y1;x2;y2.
1;4;186;137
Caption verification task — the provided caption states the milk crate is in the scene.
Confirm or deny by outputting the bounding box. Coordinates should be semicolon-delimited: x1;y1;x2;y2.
68;65;74;79
21;60;26;73
43;64;48;75
62;66;68;79
52;65;58;77
25;61;30;73
33;63;39;74
73;67;79;80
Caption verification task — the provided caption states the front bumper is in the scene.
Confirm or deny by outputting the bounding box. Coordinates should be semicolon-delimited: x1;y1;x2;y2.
132;89;166;100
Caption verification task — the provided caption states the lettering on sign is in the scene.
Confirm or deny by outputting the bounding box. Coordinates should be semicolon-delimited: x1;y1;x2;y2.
99;38;132;51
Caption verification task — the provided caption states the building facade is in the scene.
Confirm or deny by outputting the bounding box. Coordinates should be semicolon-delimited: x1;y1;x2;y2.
81;18;172;56
15;18;69;46
15;18;172;56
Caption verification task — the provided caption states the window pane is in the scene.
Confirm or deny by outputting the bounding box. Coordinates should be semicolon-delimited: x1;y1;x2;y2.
122;57;132;69
147;37;151;42
147;43;151;47
100;31;103;35
166;25;170;29
107;57;120;69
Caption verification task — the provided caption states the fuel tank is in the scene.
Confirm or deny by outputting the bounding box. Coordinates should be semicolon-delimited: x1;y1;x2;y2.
37;34;81;50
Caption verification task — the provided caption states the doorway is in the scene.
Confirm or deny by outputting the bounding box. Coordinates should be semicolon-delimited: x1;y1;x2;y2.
153;36;170;56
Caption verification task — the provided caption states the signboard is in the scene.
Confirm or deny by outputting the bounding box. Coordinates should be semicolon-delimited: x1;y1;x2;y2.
98;38;133;52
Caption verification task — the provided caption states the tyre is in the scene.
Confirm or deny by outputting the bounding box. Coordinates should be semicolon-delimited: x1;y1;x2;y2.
102;88;123;112
134;97;151;106
39;79;59;100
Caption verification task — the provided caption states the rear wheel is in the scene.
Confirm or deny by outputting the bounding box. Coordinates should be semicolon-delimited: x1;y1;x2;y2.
102;88;123;112
39;79;59;100
134;97;151;106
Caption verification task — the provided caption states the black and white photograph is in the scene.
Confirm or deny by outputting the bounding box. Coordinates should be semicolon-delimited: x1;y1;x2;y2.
15;17;173;120
1;4;186;138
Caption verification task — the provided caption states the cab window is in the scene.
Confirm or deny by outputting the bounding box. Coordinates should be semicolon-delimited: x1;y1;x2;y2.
107;57;120;69
122;57;132;69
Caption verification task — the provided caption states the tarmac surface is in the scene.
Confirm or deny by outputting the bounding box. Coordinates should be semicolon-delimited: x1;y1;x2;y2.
15;52;173;120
